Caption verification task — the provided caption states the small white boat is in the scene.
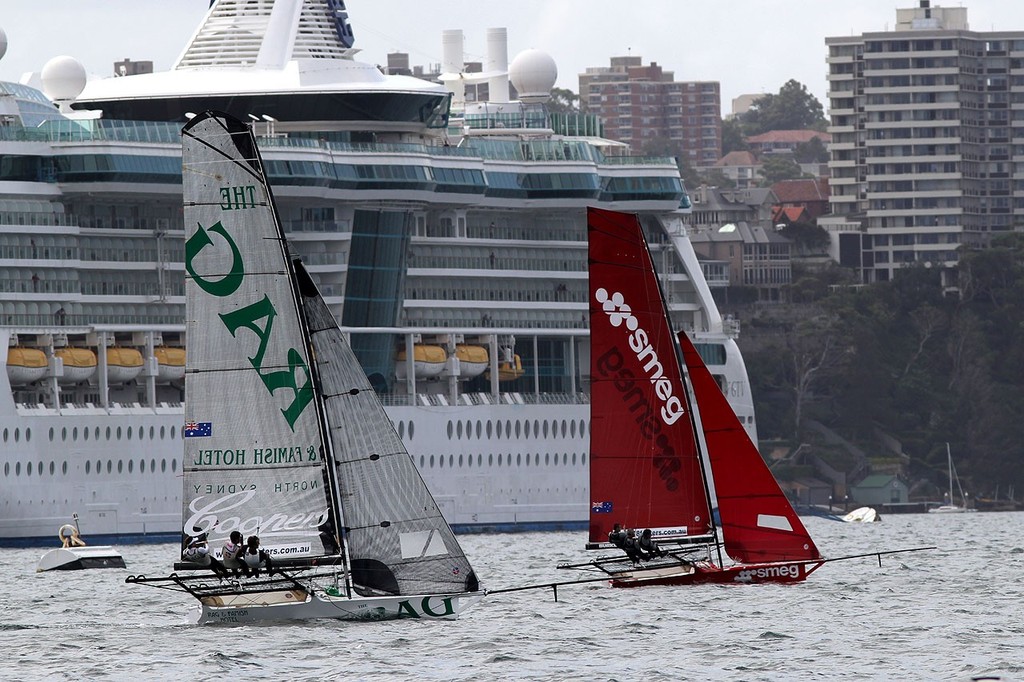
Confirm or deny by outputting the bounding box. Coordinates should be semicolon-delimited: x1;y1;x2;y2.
36;522;126;572
842;506;880;523
928;443;976;514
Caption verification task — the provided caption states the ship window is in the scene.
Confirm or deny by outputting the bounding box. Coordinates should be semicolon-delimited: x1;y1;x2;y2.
486;421;492;439
476;421;482;439
398;421;405;439
524;421;530;438
465;420;472;440
151;458;156;472
519;454;524;467
26;462;31;476
118;460;123;473
1;428;6;443
545;453;550;466
477;454;482;467
467;454;472;468
62;427;67;442
49;461;55;475
489;454;493;466
150;427;155;440
25;429;30;443
456;421;463;439
515;421;521;438
505;420;512;438
95;427;100;440
439;455;444;468
582;419;588;436
107;460;112;474
498;454;503;466
48;428;54;442
408;421;414;440
96;459;101;473
83;428;89;442
139;426;144;440
569;420;575;438
459;455;464;467
171;426;176;439
14;429;19;443
171;458;177;472
449;455;454;468
572;453;577;465
419;455;425;468
563;453;568;465
140;459;145;473
73;427;78;441
543;421;549;438
161;459;166;472
127;459;133;473
496;420;503;438
15;462;20;476
535;420;541;437
128;427;133;440
160;426;166;439
117;427;122;440
430;455;435;468
85;461;90;475
62;461;67;475
582;453;587;465
535;454;540;466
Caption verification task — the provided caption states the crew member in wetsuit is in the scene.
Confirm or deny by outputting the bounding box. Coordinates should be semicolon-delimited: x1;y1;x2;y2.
242;535;274;577
638;528;667;560
621;528;644;564
608;523;627;549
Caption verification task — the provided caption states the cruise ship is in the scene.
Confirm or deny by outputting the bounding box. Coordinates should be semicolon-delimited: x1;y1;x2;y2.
0;0;755;545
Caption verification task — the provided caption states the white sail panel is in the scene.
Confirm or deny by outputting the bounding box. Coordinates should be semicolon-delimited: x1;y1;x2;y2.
181;114;332;557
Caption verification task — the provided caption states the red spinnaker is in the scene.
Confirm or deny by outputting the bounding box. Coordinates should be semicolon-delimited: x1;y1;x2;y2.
676;329;820;563
587;207;713;544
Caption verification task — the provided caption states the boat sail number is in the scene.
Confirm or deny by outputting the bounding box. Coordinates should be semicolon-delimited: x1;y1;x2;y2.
185;199;315;431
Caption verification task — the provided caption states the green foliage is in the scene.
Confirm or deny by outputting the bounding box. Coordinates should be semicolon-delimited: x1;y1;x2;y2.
739;79;827;136
758;155;804;185
746;252;1024;498
548;88;579;114
721;117;748;155
793;136;828;163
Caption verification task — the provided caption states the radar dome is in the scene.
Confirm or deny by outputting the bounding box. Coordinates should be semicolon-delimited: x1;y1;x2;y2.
41;55;87;103
509;49;557;104
0;28;8;62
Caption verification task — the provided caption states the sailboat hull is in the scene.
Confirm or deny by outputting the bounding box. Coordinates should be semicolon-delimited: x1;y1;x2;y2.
609;559;826;587
194;589;486;625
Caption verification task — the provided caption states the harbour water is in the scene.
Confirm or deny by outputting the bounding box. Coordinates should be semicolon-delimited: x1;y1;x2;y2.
5;512;1021;680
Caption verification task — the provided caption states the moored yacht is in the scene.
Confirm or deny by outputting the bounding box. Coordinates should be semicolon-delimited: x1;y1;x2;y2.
0;0;756;545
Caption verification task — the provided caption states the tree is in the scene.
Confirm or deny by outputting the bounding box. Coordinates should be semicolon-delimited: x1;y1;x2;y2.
793;136;828;164
740;79;827;136
548;87;579;114
758;155;804;185
721;117;748;155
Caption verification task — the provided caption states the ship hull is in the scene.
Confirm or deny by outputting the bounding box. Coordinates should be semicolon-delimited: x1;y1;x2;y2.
609;559;826;587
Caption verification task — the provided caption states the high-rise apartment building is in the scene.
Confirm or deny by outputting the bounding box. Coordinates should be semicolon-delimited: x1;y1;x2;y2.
579;56;721;165
822;1;1024;284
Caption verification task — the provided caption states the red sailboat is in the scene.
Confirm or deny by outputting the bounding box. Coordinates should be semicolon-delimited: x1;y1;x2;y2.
581;206;824;586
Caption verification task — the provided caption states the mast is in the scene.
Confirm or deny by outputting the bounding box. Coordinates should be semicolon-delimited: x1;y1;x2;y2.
946;442;954;505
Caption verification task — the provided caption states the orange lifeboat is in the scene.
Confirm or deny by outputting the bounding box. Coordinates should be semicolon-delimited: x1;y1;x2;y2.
6;347;47;385
154;346;185;382
395;345;447;380
105;347;144;383
55;347;97;384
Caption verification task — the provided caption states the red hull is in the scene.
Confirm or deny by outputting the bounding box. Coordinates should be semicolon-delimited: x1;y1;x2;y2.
610;560;825;587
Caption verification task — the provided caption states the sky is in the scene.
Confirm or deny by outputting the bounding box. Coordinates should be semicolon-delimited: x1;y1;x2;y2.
3;1;1024;113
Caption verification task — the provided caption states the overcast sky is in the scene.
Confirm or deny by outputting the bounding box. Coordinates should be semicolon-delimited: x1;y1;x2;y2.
3;1;1024;113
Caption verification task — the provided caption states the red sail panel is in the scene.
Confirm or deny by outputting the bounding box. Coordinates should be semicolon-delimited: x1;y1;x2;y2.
676;330;820;562
587;207;713;544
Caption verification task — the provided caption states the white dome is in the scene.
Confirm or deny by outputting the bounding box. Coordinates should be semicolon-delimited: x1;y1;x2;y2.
509;49;557;104
0;28;8;62
41;55;87;102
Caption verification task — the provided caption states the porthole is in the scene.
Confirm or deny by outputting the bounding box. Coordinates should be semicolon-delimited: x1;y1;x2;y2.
171;426;176;439
3;462;7;476
62;427;67;442
498;453;503;466
582;453;587;465
151;458;156;472
476;421;482;439
85;461;91;475
2;428;7;443
84;428;89;442
456;421;462;439
95;459;101;473
48;427;54;442
171;458;177;472
16;462;21;475
138;426;144;440
25;428;31;443
161;459;167;472
524;420;530;438
117;460;123;474
448;455;454;468
486;421;493;439
563;453;568;465
519;453;524;467
419;455;425;468
439;455;445;469
160;426;166;439
140;459;146;473
116;427;122;440
26;462;32;476
398;421;405;439
545;453;550;466
107;460;112;474
534;420;540;438
515;421;521;438
477;454;482;467
505;420;512;438
49;461;55;475
535;453;540;466
465;420;472;440
62;462;67;475
496;421;503;438
489;454;494;466
543;421;549;438
106;426;112;440
73;427;78;441
581;419;587;436
14;429;19;443
408;421;414;440
467;455;472;468
128;426;133;440
430;455;435;468
95;427;99;440
127;460;133;473
570;420;576;438
458;455;464;467
563;420;569;438
572;453;577;465
150;426;155;440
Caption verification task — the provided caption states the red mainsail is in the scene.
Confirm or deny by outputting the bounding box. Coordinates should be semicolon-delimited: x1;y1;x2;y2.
587;207;714;544
676;329;821;563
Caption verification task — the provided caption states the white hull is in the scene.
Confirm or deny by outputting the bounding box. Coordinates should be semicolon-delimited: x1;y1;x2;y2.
928;505;976;514
194;589;485;625
36;545;126;571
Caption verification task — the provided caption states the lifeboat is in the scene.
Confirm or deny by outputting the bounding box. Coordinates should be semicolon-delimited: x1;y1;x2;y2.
105;347;144;383
55;347;97;384
395;345;447;380
455;345;488;379
6;347;47;385
154;346;186;382
486;354;524;382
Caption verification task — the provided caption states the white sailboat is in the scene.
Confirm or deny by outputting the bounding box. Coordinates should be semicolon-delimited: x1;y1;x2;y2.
36;515;126;572
929;443;976;514
126;112;484;623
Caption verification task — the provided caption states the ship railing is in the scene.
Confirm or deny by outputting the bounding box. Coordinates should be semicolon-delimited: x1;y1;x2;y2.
377;391;588;407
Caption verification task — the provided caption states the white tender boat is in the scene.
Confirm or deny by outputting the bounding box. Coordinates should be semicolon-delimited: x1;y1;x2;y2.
36;522;126;572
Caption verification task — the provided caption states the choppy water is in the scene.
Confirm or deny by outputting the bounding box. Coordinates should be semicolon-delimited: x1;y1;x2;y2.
4;512;1022;681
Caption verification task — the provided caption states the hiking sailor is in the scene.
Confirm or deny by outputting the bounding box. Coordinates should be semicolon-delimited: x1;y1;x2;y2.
638;528;667;560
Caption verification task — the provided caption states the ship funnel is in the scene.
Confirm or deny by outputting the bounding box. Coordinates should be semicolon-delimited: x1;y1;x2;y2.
486;28;509;103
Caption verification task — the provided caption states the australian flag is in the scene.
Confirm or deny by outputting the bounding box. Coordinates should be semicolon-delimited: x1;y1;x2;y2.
591;501;613;514
184;421;212;438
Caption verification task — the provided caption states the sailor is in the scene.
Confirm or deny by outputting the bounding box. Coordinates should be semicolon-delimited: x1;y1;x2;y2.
638;528;667;560
242;535;274;577
183;527;228;578
621;528;644;564
221;531;245;576
608;523;627;549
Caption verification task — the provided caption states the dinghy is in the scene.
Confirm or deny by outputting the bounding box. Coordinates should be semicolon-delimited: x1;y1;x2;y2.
37;519;126;572
126;112;483;624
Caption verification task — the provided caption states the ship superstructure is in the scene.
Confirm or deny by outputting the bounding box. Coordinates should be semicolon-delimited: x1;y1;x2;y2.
0;0;755;544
